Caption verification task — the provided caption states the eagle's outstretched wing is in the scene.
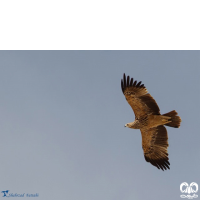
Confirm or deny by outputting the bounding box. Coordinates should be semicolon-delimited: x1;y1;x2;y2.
121;73;160;118
141;125;170;170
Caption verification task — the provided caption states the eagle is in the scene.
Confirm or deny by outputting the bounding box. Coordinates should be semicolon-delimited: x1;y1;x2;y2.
121;73;181;171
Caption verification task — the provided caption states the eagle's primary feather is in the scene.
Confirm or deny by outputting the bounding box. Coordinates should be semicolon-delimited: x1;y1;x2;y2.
121;73;181;171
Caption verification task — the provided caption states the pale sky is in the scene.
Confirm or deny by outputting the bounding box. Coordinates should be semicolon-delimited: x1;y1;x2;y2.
0;51;199;200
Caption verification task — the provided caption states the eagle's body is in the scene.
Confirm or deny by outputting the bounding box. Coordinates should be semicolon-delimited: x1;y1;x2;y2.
125;115;171;129
121;73;181;171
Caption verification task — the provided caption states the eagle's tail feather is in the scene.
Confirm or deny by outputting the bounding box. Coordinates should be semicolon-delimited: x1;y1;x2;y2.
163;110;181;128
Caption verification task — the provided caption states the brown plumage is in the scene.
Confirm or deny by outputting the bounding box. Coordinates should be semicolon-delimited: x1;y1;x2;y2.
121;73;181;171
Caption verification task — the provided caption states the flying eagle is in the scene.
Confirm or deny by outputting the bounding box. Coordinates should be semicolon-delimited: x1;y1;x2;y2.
121;73;181;171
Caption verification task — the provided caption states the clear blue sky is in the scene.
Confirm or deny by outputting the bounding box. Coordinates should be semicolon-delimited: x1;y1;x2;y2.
0;51;199;200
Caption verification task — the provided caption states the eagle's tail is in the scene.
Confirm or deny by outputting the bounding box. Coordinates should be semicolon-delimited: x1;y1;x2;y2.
162;110;181;128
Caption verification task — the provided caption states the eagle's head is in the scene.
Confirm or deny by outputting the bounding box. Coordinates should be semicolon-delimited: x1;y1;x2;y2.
124;121;140;129
124;123;130;127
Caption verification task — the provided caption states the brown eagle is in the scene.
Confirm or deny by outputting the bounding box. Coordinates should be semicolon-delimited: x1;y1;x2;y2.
121;73;181;171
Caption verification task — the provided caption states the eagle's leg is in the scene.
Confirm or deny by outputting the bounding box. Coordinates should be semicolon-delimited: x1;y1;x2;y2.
148;115;171;128
161;116;172;124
